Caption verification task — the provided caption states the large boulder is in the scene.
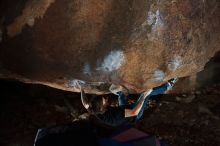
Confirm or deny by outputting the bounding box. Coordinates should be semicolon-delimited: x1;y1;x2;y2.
0;0;220;94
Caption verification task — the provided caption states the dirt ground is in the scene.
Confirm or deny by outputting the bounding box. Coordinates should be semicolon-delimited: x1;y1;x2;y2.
0;79;220;146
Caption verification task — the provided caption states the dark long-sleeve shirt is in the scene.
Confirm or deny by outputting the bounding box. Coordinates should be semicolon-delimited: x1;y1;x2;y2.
95;106;135;127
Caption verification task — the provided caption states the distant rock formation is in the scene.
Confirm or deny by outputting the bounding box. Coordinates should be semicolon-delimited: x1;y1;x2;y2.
0;0;220;94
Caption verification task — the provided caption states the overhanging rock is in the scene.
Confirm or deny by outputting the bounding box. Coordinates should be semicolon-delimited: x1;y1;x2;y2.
0;0;220;94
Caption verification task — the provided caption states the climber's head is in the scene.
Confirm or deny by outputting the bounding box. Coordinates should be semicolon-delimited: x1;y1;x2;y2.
89;95;109;114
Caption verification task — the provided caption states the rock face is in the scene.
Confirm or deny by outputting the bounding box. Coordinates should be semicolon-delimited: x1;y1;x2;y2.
0;0;220;94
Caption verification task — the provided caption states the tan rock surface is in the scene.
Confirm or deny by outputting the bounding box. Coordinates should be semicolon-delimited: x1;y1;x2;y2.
0;0;220;94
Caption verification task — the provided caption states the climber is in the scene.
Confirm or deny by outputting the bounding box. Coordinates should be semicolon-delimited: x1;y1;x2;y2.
80;78;178;127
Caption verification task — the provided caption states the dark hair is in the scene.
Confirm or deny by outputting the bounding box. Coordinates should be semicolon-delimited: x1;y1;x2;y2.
88;96;103;114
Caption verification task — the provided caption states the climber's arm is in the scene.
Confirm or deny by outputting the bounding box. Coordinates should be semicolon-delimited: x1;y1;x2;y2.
124;89;152;117
80;87;90;110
